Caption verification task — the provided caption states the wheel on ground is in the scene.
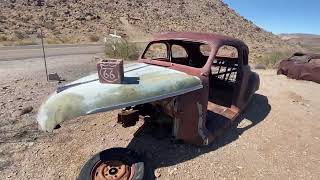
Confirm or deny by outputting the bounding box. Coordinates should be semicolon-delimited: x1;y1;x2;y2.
77;148;144;180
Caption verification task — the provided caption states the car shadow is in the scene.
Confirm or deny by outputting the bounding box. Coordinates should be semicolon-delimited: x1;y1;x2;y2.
126;93;271;179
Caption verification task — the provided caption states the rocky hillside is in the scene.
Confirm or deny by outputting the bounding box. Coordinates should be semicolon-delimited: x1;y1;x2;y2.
0;0;294;59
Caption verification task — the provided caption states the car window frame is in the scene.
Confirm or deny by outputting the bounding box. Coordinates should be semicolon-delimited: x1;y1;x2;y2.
171;44;188;59
142;41;169;60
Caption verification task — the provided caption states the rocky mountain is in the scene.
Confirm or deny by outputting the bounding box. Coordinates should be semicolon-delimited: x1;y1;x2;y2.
0;0;294;59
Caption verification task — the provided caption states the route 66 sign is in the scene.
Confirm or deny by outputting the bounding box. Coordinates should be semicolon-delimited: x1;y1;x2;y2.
97;59;124;84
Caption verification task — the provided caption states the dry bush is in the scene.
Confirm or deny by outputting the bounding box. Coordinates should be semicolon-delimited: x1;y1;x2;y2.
2;41;14;46
60;37;78;44
256;50;293;68
46;38;64;44
88;35;100;42
1;34;37;46
105;38;143;61
46;37;76;44
0;34;8;42
15;39;37;46
14;31;27;40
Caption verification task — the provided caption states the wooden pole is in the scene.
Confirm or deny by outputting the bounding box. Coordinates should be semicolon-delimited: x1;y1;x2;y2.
40;28;49;81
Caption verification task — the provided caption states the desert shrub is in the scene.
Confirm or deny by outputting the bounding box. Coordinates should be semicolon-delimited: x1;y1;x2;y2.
0;34;8;42
2;41;14;46
15;39;37;46
61;37;78;44
46;38;64;44
256;50;292;68
88;34;100;42
14;31;27;40
46;37;76;44
105;38;143;61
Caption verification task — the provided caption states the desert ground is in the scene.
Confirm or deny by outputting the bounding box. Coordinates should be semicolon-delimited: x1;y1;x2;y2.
0;52;319;180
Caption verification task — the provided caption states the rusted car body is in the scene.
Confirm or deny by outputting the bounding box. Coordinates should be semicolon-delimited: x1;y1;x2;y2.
37;32;259;146
277;52;320;83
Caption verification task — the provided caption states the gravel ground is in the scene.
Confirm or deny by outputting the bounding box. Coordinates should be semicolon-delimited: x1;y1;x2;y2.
0;55;319;180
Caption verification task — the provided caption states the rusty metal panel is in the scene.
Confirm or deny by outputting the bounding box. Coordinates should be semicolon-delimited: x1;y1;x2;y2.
118;110;139;127
278;53;320;83
153;32;248;50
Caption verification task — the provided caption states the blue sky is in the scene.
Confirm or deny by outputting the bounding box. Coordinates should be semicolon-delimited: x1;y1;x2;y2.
223;0;320;35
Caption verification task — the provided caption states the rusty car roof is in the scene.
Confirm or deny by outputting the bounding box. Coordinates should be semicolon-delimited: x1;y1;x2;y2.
152;32;247;48
291;52;320;59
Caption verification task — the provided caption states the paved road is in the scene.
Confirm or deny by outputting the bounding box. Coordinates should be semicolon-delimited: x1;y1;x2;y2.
0;44;105;61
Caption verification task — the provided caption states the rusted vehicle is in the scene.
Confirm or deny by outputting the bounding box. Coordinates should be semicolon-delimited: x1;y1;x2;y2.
277;52;320;83
37;32;259;180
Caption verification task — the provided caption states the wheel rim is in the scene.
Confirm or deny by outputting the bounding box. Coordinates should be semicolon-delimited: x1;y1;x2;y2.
91;160;133;180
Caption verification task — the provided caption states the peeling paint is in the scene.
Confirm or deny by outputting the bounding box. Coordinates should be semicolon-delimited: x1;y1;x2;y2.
197;102;208;145
37;63;202;132
37;93;87;132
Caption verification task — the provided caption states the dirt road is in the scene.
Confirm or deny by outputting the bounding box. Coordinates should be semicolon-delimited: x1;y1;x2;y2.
0;54;319;180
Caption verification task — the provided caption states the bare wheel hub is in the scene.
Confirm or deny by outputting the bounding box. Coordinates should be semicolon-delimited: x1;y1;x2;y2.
92;160;132;180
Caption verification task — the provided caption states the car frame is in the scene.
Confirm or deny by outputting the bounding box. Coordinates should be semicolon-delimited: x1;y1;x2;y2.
38;32;260;145
132;32;260;145
277;52;320;83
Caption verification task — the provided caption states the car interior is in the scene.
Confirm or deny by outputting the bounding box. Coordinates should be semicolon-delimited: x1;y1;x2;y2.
209;45;239;108
143;40;240;108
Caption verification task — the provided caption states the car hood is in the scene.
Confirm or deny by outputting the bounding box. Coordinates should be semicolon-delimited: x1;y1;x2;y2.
37;63;203;132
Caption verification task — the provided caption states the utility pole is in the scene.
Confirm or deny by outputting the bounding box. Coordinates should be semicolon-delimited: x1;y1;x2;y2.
40;28;49;81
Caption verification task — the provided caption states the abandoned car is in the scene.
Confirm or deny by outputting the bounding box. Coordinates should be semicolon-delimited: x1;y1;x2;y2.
277;52;320;83
37;32;260;180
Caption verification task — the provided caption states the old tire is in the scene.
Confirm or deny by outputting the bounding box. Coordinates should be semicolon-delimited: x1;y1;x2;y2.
77;148;144;180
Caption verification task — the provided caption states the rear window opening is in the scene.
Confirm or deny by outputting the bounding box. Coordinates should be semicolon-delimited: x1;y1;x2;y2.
209;45;239;107
216;45;238;58
212;45;239;83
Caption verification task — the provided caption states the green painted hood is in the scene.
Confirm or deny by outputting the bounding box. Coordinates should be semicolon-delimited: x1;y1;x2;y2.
37;63;202;132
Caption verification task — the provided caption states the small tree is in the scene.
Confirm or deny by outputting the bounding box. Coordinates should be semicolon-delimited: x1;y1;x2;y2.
105;37;140;61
